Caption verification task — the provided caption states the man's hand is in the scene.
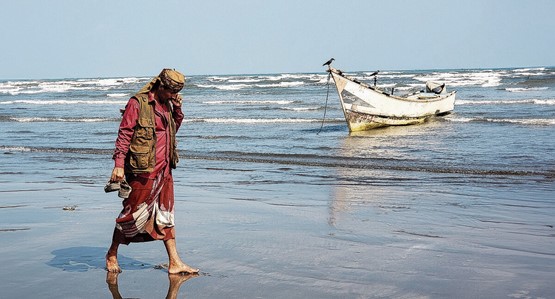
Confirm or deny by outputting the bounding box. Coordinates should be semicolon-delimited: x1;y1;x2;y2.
111;167;125;182
171;94;183;108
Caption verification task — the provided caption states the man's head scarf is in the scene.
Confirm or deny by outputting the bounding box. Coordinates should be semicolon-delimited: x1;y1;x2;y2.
137;68;186;94
159;69;185;93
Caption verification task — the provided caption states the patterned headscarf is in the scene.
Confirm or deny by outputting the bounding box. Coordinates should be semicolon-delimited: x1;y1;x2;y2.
137;68;186;95
159;69;185;93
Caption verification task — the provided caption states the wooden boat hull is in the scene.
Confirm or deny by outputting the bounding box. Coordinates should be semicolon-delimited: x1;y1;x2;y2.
343;110;433;131
330;68;456;132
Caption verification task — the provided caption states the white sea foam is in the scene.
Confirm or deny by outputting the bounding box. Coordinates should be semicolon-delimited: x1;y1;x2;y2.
75;77;143;86
445;116;474;123
37;81;94;93
107;93;129;98
0;87;21;95
414;71;503;87
0;146;32;152
197;84;250;90
393;86;413;91
0;99;127;105
204;100;295;105
533;99;555;105
485;118;555;126
228;78;263;83
317;77;334;84
256;81;304;88
0;77;143;95
206;76;230;82
262;74;295;81
510;72;547;77
4;82;98;95
185;118;321;124
75;78;120;86
455;99;515;105
10;117;111;122
371;73;415;79
446;116;555;126
198;81;305;90
281;107;320;111
0;81;35;95
456;99;555;105
506;87;549;92
512;67;546;73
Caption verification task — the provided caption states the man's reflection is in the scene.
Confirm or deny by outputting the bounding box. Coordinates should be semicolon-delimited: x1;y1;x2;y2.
106;271;198;299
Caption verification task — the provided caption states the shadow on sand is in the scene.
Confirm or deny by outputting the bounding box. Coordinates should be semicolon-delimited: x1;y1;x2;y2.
47;246;155;272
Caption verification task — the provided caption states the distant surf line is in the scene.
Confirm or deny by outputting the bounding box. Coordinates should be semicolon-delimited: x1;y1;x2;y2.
184;118;343;124
0;116;118;123
446;116;555;126
456;99;555;105
204;100;296;105
0;99;128;105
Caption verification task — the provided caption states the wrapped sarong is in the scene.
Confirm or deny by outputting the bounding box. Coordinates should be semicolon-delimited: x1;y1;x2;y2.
114;172;175;244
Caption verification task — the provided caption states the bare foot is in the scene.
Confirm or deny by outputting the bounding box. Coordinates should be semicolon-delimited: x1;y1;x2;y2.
168;261;199;274
105;253;122;273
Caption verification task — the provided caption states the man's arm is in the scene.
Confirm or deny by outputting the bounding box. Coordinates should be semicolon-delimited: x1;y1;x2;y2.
111;98;139;181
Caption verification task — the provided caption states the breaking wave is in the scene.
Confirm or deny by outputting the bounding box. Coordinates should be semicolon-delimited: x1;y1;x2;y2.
446;116;555;126
196;81;305;90
506;87;549;92
0;99;127;105
456;99;555;105
0;116;118;122
204;100;295;105
184;118;342;124
0;77;145;95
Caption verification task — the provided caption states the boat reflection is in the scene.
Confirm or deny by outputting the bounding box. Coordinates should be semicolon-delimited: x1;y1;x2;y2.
328;125;438;226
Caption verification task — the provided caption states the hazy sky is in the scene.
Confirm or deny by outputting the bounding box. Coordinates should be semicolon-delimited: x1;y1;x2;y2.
1;0;554;79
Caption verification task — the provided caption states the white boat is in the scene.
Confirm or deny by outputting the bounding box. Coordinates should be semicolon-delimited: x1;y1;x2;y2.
328;66;456;132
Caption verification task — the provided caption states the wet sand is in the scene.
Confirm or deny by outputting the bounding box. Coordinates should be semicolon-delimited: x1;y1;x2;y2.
1;156;554;298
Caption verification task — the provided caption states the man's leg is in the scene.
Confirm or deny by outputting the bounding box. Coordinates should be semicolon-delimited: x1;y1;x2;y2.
164;238;199;274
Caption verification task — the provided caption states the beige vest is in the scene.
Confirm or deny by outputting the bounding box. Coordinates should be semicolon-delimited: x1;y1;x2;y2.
125;93;178;174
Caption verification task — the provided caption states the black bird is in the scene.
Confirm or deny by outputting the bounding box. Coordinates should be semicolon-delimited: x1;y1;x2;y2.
322;58;335;66
368;70;379;77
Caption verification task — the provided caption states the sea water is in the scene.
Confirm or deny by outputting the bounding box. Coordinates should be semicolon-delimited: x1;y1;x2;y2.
1;67;553;179
1;67;554;298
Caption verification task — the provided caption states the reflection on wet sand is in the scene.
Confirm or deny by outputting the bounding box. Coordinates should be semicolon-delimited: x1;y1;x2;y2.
106;272;198;299
328;131;412;227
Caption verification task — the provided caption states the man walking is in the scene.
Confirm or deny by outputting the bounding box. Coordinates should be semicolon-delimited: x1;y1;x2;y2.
105;68;198;274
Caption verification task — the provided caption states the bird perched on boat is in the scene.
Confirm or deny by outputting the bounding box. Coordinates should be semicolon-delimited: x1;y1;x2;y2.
322;58;335;66
368;70;379;86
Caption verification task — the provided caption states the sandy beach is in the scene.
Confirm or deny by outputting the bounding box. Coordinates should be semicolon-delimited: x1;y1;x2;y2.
1;152;554;298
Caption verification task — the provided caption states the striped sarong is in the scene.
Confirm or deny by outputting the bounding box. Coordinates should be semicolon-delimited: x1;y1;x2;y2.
114;171;175;244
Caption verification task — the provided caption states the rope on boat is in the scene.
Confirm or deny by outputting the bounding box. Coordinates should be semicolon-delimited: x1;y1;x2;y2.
317;70;332;135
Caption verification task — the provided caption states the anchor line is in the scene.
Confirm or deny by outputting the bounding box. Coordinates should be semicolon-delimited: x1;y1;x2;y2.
317;70;332;135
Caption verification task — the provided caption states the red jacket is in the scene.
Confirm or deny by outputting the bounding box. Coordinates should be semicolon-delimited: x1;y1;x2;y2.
113;92;184;178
